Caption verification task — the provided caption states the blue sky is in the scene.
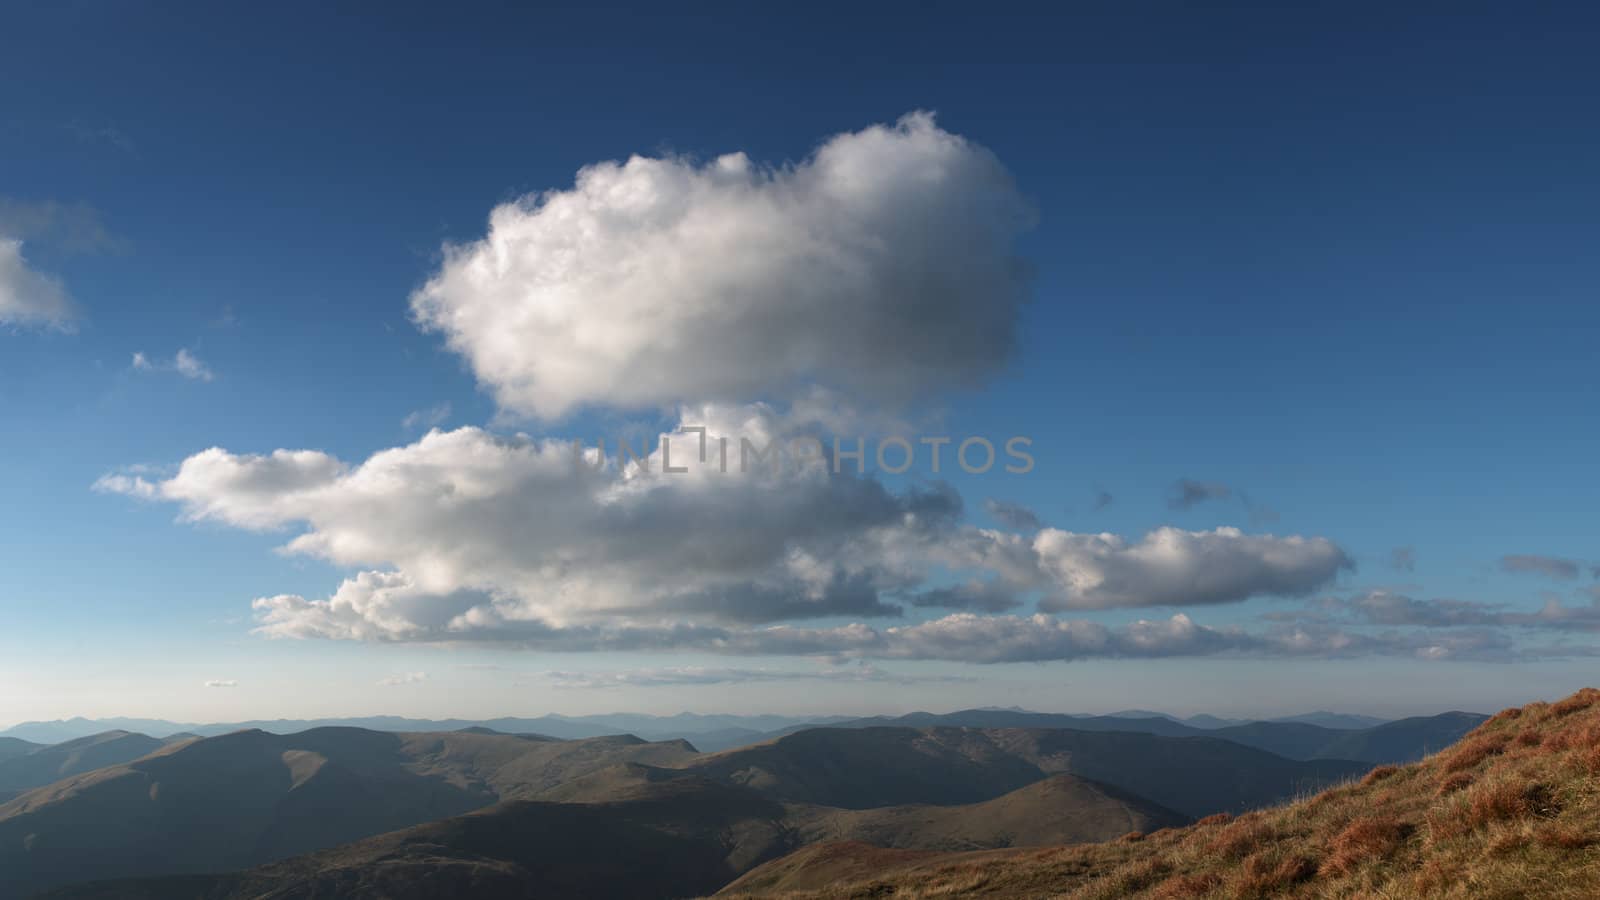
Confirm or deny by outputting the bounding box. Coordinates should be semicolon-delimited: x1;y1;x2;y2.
2;2;1597;726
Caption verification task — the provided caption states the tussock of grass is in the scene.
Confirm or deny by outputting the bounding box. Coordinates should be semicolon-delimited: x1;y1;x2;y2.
720;687;1600;899
1361;764;1402;785
1321;815;1409;874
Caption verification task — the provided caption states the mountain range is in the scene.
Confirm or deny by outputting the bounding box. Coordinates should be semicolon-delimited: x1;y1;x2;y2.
0;703;1500;898
17;721;1333;899
715;688;1600;898
0;707;1479;755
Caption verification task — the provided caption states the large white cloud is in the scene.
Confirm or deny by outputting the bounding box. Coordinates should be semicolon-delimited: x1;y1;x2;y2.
0;239;76;329
944;525;1351;609
1031;527;1351;609
101;410;1369;647
103;411;961;628
410;112;1034;418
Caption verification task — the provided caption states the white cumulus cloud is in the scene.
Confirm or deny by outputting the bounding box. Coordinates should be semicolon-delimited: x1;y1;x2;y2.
410;112;1035;418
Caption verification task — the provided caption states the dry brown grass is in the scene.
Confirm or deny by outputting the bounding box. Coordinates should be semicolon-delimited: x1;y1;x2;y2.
1236;851;1317;895
1360;764;1402;785
1583;743;1600;776
1466;780;1558;827
1534;821;1597;849
1436;771;1474;796
720;686;1600;900
1442;731;1510;772
1203;818;1275;859
1548;688;1599;718
1149;871;1221;898
1321;816;1409;875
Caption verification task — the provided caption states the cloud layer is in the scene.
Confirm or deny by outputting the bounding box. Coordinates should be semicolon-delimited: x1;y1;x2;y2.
411;112;1034;418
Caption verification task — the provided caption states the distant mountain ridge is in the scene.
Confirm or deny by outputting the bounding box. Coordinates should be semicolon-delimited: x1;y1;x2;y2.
797;709;1485;764
0;731;169;795
0;713;855;750
0;738;40;764
681;725;1365;818
0;707;1409;747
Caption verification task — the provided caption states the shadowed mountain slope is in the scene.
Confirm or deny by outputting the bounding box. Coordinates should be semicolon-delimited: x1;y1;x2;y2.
677;726;1365;817
0;731;165;795
0;727;696;899
718;688;1600;899
44;771;1188;900
0;738;40;764
786;774;1188;850
43;778;788;900
799;710;1484;764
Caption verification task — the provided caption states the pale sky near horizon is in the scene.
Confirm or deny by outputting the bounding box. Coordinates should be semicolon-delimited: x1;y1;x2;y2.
3;3;1598;728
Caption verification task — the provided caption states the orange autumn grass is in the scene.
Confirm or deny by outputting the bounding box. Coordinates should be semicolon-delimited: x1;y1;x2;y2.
720;688;1600;899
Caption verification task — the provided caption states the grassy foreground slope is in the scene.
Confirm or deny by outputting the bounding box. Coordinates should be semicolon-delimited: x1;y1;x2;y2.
720;688;1600;899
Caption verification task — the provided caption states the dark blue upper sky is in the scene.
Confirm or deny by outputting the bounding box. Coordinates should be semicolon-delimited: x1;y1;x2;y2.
2;2;1597;723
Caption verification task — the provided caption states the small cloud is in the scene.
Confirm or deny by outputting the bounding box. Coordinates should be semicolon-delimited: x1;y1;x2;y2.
211;305;241;329
204;679;238;688
1501;554;1581;581
93;472;159;499
1390;546;1417;572
403;403;452;431
1167;478;1231;510
131;348;214;381
984;498;1042;531
0;197;125;255
377;671;429;686
64;120;137;155
0;239;77;330
174;349;213;381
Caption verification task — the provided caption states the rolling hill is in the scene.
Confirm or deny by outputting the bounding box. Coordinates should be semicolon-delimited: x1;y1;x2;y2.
0;727;697;898
785;774;1187;850
42;771;1188;900
0;731;166;795
677;726;1365;817
718;688;1600;898
798;710;1485;764
0;738;40;764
